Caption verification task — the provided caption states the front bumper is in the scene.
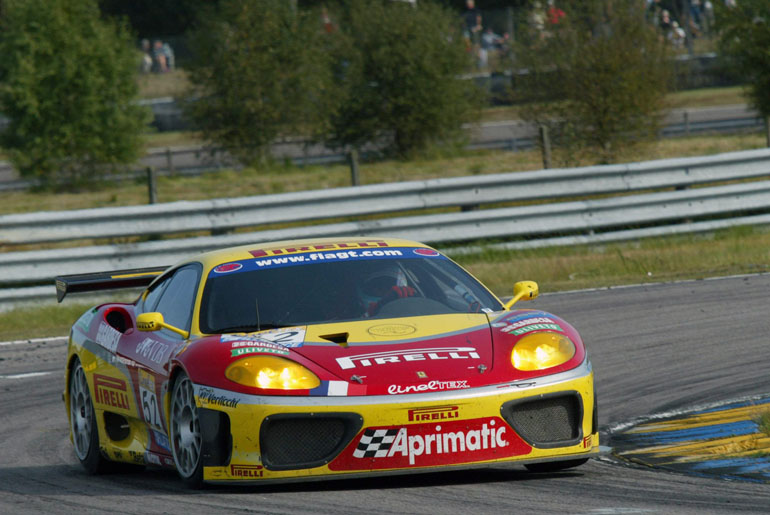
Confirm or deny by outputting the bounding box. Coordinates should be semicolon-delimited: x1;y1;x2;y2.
196;360;598;483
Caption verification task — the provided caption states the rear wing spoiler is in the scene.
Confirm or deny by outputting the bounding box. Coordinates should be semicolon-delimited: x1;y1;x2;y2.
55;266;168;303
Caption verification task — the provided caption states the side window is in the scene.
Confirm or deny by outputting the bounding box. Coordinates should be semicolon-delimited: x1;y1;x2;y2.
153;266;201;337
142;277;169;313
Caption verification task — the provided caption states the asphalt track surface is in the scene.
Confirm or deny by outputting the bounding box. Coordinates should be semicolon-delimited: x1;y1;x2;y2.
2;274;769;514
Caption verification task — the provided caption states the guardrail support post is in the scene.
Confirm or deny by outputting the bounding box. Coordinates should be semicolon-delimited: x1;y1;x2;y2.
684;111;690;136
766;117;770;148
146;167;157;204
166;147;175;175
349;149;360;186
539;126;552;169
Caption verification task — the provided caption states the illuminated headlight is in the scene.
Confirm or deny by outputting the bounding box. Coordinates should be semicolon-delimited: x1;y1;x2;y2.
225;356;320;390
511;332;576;371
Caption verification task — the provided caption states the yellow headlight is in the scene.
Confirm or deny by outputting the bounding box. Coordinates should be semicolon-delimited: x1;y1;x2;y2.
511;332;576;371
225;356;321;390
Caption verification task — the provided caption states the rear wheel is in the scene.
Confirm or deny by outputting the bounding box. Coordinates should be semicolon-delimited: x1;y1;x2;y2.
525;458;588;473
170;372;203;487
69;357;109;473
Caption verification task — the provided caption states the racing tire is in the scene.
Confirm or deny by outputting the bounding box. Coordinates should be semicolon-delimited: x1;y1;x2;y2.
524;458;588;473
69;357;110;474
170;372;204;488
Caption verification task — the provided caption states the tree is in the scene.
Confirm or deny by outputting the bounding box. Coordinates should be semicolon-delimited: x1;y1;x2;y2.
184;0;337;166
715;1;770;121
327;0;482;157
512;0;670;165
0;0;150;188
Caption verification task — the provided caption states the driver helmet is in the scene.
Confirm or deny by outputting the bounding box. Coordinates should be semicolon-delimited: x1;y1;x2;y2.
357;264;409;309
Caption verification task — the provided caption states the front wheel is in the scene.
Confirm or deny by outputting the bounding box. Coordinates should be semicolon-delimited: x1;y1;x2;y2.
69;357;110;473
524;458;588;473
170;372;203;487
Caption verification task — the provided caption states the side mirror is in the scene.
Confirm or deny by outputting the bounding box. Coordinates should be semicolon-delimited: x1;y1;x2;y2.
503;281;539;310
136;312;189;339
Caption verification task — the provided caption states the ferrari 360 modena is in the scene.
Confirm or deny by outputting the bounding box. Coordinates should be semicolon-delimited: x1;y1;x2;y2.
59;237;599;487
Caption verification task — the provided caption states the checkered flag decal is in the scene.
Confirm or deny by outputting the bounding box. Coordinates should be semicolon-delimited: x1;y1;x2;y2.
353;428;400;458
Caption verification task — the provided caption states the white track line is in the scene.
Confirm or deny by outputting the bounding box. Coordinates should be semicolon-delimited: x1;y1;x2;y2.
0;371;54;380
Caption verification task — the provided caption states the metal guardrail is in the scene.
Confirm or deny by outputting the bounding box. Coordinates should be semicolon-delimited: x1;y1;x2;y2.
1;148;770;295
3;148;770;246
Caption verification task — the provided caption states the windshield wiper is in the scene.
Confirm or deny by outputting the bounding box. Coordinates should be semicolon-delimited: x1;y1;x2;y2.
216;323;289;334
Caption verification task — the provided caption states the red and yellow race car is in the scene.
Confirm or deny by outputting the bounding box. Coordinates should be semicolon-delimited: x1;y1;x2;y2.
59;237;598;487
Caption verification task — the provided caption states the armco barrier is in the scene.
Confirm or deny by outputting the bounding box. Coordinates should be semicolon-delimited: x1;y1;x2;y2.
2;148;770;302
2;148;770;246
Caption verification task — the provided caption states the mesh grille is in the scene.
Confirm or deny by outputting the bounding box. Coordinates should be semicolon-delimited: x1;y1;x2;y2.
261;414;360;470
503;394;581;446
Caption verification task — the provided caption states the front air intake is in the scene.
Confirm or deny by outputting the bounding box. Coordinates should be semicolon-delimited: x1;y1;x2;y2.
260;413;363;470
501;392;583;448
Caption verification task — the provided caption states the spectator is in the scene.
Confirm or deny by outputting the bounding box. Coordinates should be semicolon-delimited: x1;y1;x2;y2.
463;0;481;40
668;20;686;48
139;39;152;74
321;5;336;34
659;9;673;34
546;0;565;26
530;1;546;40
152;40;168;73
480;26;502;69
162;41;175;71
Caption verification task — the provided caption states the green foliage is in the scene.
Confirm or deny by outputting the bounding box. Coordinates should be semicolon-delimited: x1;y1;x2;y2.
715;0;770;119
327;0;482;157
512;0;670;165
184;0;337;167
0;0;149;188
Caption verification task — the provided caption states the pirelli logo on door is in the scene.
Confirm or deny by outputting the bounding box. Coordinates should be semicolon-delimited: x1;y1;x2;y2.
93;374;131;411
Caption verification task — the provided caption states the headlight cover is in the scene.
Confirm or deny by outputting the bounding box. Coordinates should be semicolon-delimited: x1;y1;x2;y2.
511;332;576;371
225;356;321;390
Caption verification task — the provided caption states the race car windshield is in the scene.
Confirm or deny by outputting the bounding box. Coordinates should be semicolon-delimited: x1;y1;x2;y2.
199;253;502;334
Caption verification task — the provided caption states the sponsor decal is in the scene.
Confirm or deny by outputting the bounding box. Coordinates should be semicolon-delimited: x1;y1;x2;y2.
337;347;480;370
198;387;240;408
413;248;440;257
230;464;264;478
252;249;405;269
128;450;145;464
136;338;170;365
213;262;243;274
330;417;531;470
223;329;306;349
139;370;163;430
95;322;121;353
500;316;556;334
230;345;289;357
209;247;448;276
109;355;137;367
407;405;459;422
258;328;306;348
145;452;162;466
93;374;130;410
583;434;593;448
367;324;417;337
388;380;469;395
509;323;562;336
416;371;428;379
153;430;171;452
249;240;390;258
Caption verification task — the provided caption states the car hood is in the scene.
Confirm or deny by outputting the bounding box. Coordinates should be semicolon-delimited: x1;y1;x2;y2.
178;310;586;396
293;313;493;389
